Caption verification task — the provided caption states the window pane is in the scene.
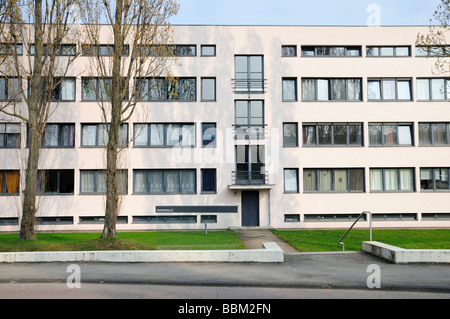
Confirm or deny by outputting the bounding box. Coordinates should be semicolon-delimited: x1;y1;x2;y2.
303;169;317;191
283;123;297;147
382;80;396;100
81;125;97;146
317;79;329;101
61;125;75;147
181;124;195;147
319;169;332;191
150;124;164;146
284;169;298;192
369;125;382;146
44;125;59;147
201;45;216;56
431;79;445;100
202;123;216;147
134;170;148;193
397;81;411;100
303;125;316;146
435;169;449;190
368;81;381;100
97;171;106;193
149;170;164;193
302;79;316;100
180;78;196;101
380;47;394;56
349;169;364;191
398;125;412;145
333;124;347;145
384;169;398;191
201;78;216;101
331;79;346;100
348;124;362;146
419;123;431;145
166;124;181;146
347;79;361;101
59;170;74;194
82;79;97;100
5;171;19;194
282;79;297;101
166;171;180;193
420;168;433;190
396;47;409;56
282;46;296;57
370;169;383;191
80;171;95;193
433;123;447;145
318;125;332;145
134;124;148;146
383;124;397;145
399;169;414;191
181;170;195;193
417;79;430;100
202;169;216;192
61;79;75;101
334;169;348;191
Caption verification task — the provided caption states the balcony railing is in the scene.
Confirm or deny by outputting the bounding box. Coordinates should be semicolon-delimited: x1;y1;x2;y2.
233;125;267;140
232;79;267;94
232;170;268;185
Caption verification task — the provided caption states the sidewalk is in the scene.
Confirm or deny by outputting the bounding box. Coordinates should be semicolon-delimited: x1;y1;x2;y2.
233;227;299;253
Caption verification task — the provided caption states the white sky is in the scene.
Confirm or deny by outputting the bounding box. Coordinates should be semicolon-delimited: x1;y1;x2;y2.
170;0;443;26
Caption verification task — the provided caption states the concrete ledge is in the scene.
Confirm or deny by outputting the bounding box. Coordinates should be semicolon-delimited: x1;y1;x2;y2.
363;241;450;264
0;242;284;263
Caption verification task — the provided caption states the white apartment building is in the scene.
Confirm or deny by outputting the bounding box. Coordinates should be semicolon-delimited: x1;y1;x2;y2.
1;25;450;232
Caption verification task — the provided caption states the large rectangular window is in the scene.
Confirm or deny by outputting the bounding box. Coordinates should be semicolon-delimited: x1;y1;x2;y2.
416;46;450;57
283;123;298;147
133;123;195;147
417;78;450;101
284;168;299;193
421;168;450;191
370;168;415;192
39;123;75;148
0;170;20;195
282;78;297;101
0;78;21;101
302;123;363;146
368;78;412;101
37;170;74;195
368;123;413;146
301;46;361;57
366;46;410;57
234;100;264;139
80;170;127;195
133;169;196;194
303;168;365;193
419;123;450;146
81;123;128;147
201;169;216;193
0;123;21;148
234;55;264;93
82;44;129;56
302;78;361;101
136;77;196;102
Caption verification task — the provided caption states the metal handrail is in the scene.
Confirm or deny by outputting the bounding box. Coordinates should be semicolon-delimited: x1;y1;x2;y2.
337;211;372;251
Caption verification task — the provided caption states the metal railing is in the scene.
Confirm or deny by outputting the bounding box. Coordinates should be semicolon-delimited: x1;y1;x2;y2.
232;170;268;185
232;124;267;140
337;211;372;251
232;79;267;94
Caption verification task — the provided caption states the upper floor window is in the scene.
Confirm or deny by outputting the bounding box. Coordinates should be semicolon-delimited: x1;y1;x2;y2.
283;123;298;147
366;46;410;57
417;78;450;101
282;46;297;57
234;55;264;93
304;168;365;193
82;44;129;57
28;77;75;102
302;78;361;101
133;169;196;194
39;123;75;148
81;123;128;147
301;46;361;57
0;170;20;195
202;123;216;148
201;45;216;57
31;44;76;56
0;123;20;148
0;43;23;55
134;123;195;148
201;78;216;101
369;123;413;146
303;123;363;147
419;123;450;146
416;46;450;57
136;77;196;102
137;45;195;57
421;168;450;191
368;78;412;101
282;78;297;101
0;78;21;101
82;77;129;102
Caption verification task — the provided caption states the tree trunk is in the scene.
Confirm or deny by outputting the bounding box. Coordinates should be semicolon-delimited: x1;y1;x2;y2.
102;138;119;239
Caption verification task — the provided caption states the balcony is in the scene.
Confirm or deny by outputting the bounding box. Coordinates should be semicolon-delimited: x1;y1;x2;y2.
232;79;267;94
233;125;267;140
229;170;274;190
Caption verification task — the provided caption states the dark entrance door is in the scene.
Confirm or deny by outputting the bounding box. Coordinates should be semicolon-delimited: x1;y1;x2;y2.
241;191;260;226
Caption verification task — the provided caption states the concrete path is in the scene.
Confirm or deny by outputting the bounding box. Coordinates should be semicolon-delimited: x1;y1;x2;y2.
234;228;299;253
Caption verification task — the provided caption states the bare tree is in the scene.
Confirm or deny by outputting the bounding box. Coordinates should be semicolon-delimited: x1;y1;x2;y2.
78;0;179;239
0;0;80;240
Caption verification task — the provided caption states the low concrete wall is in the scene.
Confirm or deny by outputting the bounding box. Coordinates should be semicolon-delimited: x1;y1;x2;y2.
0;242;284;263
362;241;450;264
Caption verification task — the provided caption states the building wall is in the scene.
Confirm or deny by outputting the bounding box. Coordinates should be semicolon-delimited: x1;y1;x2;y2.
1;25;449;232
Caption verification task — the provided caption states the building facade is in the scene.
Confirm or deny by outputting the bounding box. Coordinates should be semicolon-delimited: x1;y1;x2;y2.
1;25;450;232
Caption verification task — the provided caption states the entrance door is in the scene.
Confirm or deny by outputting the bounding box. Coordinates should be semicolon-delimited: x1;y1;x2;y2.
241;191;260;226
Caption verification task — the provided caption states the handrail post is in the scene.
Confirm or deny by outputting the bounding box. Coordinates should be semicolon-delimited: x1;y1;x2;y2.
337;211;367;251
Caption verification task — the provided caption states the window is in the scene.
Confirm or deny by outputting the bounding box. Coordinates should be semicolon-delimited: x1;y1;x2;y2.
30;44;76;56
417;78;450;100
0;170;19;195
37;170;74;195
201;45;216;57
234;55;264;93
133;169;196;194
201;169;216;193
201;78;216;101
283;123;298;147
284;168;299;193
421;168;450;191
303;123;363;146
175;45;196;56
133;123;195;147
284;214;300;222
0;43;23;55
419;123;450;146
137;77;196;102
366;46;410;57
202;123;216;147
80;170;128;194
416;45;450;57
235;100;264;139
0;78;21;101
0;123;20;148
369;123;413;146
372;213;417;221
282;78;297;101
82;44;129;56
368;78;412;101
304;168;365;192
27;77;75;102
302;78;361;101
235;145;265;184
81;123;128;147
370;168;415;192
282;46;297;57
82;78;109;101
39;123;75;148
133;215;197;224
301;46;361;57
304;214;366;222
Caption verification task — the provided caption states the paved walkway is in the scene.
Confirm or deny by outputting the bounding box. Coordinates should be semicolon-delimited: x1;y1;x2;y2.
233;228;299;253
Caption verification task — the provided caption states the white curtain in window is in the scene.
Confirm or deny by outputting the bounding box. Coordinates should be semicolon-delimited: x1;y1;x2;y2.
416;79;430;100
303;126;316;146
331;79;346;100
399;169;413;191
302;79;315;100
181;170;195;192
166;171;179;192
398;126;412;145
150;124;164;146
82;125;97;146
303;169;317;191
368;81;381;100
134;124;148;146
284;169;298;192
98;124;108;146
283;79;296;101
317;79;329;101
181;125;195;147
319;169;332;191
418;123;431;145
334;169;348;191
431;79;445;100
61;79;75;101
61;125;74;147
370;169;383;191
97;171;106;193
382;80;396;100
384;169;398;191
44;125;59;147
134;170;148;193
80;171;95;193
397;81;411;100
149;170;164;193
347;79;361;101
166;124;180;146
433;123;447;144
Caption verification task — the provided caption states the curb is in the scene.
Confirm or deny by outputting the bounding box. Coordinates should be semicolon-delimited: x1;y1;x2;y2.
0;242;284;263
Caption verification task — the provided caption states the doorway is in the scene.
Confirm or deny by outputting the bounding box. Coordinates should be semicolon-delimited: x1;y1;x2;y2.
241;191;260;226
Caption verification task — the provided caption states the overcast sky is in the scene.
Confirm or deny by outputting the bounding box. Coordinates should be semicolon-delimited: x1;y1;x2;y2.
170;0;443;26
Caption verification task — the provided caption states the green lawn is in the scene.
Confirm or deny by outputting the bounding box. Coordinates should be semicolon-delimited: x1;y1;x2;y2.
0;231;246;252
273;229;450;252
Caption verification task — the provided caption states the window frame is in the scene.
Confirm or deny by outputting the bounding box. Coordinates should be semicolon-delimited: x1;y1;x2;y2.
0;123;21;149
284;168;299;193
282;78;298;102
132;169;197;195
301;46;362;57
368;123;414;147
302;123;363;147
200;45;216;57
369;168;415;192
366;46;411;57
81;123;129;148
301;78;362;101
80;169;128;195
418;122;450;146
39;123;75;148
303;168;365;193
133;123;195;148
201;77;216;102
202;122;216;148
201;168;217;194
0;77;22;102
367;78;412;101
281;45;297;57
420;168;450;192
37;169;75;195
283;123;298;147
0;170;20;195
